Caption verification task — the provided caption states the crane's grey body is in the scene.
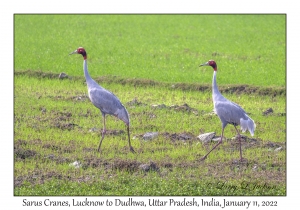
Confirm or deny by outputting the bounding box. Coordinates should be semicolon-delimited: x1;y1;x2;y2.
212;71;255;135
70;47;134;153
89;87;129;124
84;60;129;125
200;60;255;161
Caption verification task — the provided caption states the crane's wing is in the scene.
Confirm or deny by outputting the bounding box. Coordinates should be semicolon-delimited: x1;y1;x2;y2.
214;100;255;135
214;100;248;126
88;87;129;124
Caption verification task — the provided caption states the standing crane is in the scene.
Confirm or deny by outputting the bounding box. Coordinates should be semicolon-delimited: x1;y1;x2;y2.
69;47;135;153
199;60;255;161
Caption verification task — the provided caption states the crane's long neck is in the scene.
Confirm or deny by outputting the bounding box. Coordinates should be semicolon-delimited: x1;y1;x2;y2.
83;59;94;86
212;71;222;101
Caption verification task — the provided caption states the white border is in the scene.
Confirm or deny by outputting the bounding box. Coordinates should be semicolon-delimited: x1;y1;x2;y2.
2;0;298;208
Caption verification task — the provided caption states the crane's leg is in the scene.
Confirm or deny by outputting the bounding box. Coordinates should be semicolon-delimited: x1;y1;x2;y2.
200;128;225;161
97;113;106;153
234;126;243;161
126;123;135;153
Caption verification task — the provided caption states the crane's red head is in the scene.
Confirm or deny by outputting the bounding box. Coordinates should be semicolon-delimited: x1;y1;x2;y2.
69;47;87;60
199;60;217;71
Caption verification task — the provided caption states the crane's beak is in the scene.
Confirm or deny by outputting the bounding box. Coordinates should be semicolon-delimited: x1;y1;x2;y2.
199;61;209;67
69;50;78;55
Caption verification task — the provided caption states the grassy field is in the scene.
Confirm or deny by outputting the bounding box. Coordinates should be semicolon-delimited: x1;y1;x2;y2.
14;14;285;86
14;14;286;196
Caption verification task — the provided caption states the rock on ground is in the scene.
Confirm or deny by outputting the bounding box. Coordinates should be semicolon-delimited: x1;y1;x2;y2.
197;132;216;143
143;132;159;140
139;162;159;172
58;72;68;79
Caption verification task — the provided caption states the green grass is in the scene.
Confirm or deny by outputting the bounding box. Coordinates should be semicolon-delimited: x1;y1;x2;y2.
15;173;285;196
14;75;285;196
14;14;286;196
14;14;285;86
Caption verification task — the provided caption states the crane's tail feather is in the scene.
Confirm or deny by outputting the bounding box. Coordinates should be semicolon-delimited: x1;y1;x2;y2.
240;116;256;136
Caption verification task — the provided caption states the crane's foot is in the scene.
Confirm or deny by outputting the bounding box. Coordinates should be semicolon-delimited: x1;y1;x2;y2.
130;146;135;153
200;155;207;161
239;157;248;163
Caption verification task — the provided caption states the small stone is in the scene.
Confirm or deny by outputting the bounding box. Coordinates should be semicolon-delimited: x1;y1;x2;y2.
204;111;217;116
151;104;167;109
252;164;258;171
58;72;68;79
139;162;159;172
139;164;150;172
192;110;199;115
169;105;179;109
143;132;159;140
89;127;99;132
263;108;274;115
69;161;81;168
197;132;216;143
274;147;283;152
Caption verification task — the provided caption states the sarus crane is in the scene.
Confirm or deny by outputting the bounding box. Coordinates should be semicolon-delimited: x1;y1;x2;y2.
199;60;255;161
69;47;135;153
